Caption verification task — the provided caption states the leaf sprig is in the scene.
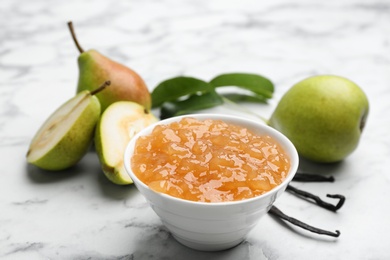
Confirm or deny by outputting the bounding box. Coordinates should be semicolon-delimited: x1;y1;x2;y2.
151;73;274;119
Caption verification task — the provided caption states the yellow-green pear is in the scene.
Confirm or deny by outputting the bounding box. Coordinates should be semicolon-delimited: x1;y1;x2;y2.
95;101;158;185
269;75;369;163
27;81;111;170
67;21;151;112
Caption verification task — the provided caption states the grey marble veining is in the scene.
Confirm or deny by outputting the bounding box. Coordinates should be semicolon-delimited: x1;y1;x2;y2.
1;0;389;259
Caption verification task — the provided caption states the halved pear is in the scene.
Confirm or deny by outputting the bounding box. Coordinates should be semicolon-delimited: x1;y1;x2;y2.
95;101;158;185
27;82;110;170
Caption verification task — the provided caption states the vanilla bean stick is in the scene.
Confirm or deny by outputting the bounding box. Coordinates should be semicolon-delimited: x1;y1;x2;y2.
287;185;345;212
269;206;340;237
293;172;335;182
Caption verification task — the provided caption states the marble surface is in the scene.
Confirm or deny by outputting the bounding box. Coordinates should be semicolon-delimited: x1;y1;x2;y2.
1;0;389;259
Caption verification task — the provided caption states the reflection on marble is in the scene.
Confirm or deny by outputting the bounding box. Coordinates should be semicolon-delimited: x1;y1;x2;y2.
1;0;389;259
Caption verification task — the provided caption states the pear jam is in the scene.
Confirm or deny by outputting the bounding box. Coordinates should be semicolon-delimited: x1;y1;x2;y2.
131;118;290;203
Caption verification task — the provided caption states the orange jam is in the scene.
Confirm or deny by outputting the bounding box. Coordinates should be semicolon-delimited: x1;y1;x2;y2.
131;117;290;203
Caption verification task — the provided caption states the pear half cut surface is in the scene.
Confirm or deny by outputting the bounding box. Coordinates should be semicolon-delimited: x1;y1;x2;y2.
27;90;102;171
95;101;158;185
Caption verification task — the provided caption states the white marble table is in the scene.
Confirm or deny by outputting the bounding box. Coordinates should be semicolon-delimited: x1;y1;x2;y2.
1;0;389;259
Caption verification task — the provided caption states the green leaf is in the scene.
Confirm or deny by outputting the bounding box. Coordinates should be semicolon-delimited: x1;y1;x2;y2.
210;73;274;98
160;90;223;119
221;93;268;103
151;77;213;108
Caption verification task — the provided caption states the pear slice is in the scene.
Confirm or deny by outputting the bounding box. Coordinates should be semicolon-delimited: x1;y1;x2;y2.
95;101;158;185
27;82;110;170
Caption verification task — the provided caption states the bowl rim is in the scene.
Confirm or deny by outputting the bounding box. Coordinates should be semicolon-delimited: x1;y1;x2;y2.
124;113;299;206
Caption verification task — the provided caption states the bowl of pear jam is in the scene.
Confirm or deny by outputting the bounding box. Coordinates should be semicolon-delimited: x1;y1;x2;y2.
124;114;298;251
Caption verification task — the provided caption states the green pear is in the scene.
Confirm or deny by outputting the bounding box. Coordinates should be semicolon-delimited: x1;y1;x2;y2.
27;81;111;170
269;75;369;163
67;21;151;113
95;101;158;185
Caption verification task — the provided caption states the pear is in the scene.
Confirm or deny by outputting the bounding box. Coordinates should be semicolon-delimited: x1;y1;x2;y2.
95;101;158;185
27;81;111;170
67;21;151;113
269;75;369;163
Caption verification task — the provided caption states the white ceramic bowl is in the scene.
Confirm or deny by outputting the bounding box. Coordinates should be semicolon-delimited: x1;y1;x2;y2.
124;114;299;251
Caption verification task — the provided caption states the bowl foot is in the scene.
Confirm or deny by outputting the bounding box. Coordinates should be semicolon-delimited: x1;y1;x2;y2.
172;233;245;251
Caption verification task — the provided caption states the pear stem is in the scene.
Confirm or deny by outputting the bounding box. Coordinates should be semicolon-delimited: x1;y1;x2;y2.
67;21;85;54
91;81;111;96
